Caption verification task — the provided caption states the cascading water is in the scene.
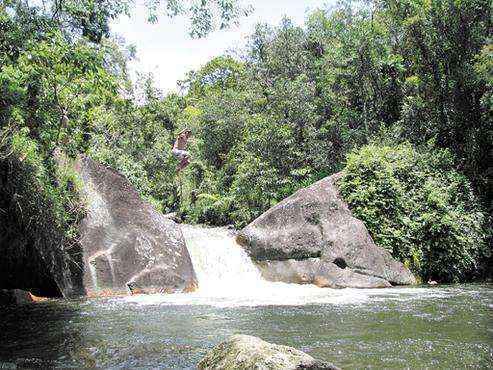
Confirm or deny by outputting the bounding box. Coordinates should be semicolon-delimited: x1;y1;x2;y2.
122;224;391;307
180;224;267;295
121;225;452;307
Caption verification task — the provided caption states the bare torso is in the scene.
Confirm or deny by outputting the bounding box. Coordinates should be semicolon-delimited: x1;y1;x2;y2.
172;130;192;172
173;133;189;150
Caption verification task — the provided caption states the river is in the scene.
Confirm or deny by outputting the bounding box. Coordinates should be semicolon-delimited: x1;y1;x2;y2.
0;285;491;368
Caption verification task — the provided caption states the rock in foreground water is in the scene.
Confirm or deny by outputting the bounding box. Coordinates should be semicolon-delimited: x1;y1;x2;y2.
238;172;416;288
198;335;340;370
77;156;197;296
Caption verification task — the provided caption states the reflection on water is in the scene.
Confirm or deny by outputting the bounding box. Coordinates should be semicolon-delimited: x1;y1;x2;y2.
0;285;491;369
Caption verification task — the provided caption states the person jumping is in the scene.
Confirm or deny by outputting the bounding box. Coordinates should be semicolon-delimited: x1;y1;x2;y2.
172;129;192;172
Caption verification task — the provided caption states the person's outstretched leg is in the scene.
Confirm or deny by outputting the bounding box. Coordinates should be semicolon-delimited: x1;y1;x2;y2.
177;156;190;172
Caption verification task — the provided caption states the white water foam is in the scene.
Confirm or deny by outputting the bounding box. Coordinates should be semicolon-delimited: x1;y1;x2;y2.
119;225;448;308
88;261;99;291
182;224;273;295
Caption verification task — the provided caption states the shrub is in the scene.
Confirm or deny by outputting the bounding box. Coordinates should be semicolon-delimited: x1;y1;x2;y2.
183;193;235;226
0;127;85;296
339;143;489;283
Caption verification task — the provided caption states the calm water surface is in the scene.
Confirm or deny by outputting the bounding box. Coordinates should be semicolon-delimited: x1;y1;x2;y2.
0;284;491;369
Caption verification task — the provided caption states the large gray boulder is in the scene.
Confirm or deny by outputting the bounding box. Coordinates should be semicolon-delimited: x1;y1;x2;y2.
256;259;391;288
76;156;197;296
238;173;416;288
198;335;339;370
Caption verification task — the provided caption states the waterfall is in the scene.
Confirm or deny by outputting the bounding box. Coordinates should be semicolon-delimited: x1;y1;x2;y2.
88;261;99;291
178;224;364;305
181;225;267;295
122;225;372;307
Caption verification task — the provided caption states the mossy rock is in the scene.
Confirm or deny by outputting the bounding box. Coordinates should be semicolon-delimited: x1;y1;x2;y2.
198;334;340;370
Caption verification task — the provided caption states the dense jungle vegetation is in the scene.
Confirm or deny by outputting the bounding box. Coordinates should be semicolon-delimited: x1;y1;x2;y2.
1;0;491;282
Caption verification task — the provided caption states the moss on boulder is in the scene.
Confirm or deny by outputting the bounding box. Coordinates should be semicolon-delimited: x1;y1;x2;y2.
198;335;340;370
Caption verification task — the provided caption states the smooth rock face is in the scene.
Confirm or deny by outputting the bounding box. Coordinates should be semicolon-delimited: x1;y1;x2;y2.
198;335;340;370
77;156;197;295
238;172;416;288
256;259;391;288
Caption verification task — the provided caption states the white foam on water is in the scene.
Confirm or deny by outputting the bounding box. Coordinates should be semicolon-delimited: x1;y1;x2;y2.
88;261;99;291
116;225;454;308
181;224;265;295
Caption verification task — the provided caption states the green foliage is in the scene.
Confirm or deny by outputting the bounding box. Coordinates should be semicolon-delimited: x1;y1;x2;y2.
171;1;491;249
0;127;86;294
380;0;492;193
7;127;85;238
0;0;250;295
184;193;235;225
339;143;489;282
1;0;491;284
87;88;184;212
145;0;253;38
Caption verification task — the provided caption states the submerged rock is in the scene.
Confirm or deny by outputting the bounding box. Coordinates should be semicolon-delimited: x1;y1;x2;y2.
198;335;340;370
76;156;197;296
238;172;416;288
